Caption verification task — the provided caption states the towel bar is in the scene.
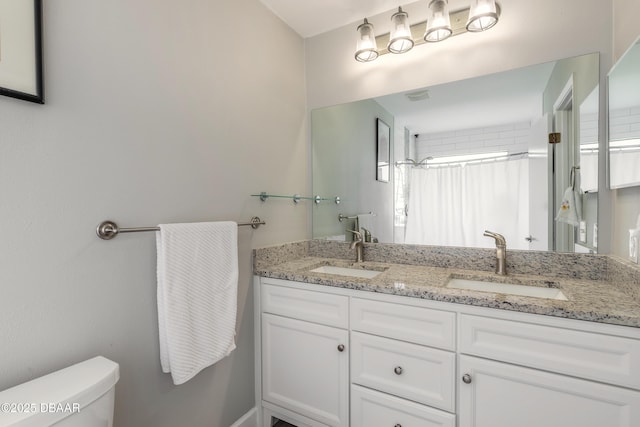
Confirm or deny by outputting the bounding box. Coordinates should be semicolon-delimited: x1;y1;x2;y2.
97;216;265;240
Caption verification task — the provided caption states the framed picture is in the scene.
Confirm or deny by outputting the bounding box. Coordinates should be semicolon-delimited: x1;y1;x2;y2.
376;118;390;182
0;0;44;104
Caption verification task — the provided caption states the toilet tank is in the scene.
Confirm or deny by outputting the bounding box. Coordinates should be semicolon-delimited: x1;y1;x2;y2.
0;356;119;427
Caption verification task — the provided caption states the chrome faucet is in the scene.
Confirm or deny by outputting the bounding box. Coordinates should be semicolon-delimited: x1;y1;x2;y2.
347;230;364;263
484;230;507;275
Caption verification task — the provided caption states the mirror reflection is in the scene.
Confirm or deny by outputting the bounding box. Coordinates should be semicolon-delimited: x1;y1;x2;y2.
312;53;599;253
579;87;599;193
608;36;640;189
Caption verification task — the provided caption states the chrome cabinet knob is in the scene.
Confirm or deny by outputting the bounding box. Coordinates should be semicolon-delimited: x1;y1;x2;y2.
394;366;403;375
395;424;402;427
462;374;472;384
337;344;345;352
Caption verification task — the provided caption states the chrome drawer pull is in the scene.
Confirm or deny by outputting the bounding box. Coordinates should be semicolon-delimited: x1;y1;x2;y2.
337;344;345;352
394;366;403;375
462;373;472;384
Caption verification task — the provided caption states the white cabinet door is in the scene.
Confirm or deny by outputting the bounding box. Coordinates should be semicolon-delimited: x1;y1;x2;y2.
459;355;640;427
262;313;349;427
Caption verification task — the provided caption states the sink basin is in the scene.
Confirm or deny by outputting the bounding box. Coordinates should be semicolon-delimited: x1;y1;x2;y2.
310;265;383;279
446;278;568;300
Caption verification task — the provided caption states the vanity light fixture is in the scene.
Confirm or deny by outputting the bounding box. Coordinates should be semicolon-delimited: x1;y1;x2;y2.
387;7;414;54
354;0;500;62
466;0;499;32
355;18;379;62
425;0;452;42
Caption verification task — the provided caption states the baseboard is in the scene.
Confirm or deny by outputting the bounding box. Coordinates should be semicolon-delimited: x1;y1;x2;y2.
230;407;258;427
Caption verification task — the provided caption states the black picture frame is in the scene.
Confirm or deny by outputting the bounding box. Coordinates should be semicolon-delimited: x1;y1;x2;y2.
376;118;390;182
0;0;44;104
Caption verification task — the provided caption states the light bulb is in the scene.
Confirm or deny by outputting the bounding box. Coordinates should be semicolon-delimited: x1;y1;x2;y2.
387;7;414;54
425;0;452;42
466;0;499;32
355;18;379;62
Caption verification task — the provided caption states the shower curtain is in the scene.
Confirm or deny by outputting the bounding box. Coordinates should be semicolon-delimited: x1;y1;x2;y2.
610;150;640;188
404;158;529;249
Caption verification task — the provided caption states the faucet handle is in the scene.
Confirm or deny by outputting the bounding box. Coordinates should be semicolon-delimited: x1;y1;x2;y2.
347;229;363;241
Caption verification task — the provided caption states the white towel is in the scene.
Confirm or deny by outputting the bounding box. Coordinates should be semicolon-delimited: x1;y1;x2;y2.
156;222;238;385
555;186;582;227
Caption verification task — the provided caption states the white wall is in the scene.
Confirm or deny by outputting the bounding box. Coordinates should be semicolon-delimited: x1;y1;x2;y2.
613;0;640;61
0;1;306;427
612;0;640;258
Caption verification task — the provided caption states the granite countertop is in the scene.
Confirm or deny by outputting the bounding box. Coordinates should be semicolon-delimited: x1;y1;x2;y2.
254;247;640;328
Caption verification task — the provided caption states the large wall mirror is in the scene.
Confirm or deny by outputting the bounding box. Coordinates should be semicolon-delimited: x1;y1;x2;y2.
608;36;640;189
312;53;599;253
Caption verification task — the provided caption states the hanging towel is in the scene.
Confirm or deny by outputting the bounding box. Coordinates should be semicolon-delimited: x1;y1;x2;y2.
555;187;582;226
156;222;238;385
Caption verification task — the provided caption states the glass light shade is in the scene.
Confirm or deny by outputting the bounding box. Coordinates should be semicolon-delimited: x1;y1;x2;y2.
424;0;452;42
387;7;414;54
466;0;499;32
355;18;379;62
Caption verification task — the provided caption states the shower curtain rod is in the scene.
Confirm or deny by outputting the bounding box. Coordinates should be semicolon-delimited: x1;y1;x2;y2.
96;216;265;240
395;151;529;168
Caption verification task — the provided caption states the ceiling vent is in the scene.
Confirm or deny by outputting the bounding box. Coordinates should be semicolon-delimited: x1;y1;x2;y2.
405;89;430;102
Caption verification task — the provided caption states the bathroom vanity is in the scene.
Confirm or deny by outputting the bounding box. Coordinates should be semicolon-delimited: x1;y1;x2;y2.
253;241;640;427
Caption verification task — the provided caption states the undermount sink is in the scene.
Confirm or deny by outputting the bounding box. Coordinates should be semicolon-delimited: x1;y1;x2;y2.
309;265;384;279
446;277;568;301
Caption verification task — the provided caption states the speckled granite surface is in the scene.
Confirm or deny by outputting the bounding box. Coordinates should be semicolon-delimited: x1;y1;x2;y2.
254;240;309;270
608;256;640;302
253;240;640;328
309;240;610;280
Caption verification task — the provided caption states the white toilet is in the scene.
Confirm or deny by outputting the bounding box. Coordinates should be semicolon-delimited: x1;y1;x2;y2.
0;356;119;427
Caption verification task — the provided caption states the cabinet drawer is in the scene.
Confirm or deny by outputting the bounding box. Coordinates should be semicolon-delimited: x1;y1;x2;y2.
460;314;640;390
351;332;455;412
261;283;348;328
351;385;455;427
351;298;455;350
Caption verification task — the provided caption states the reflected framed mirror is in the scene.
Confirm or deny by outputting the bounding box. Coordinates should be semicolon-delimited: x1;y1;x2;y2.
312;53;599;253
608;36;640;189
